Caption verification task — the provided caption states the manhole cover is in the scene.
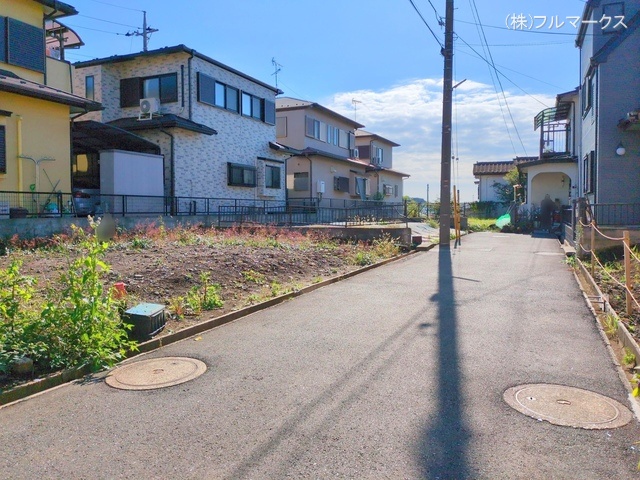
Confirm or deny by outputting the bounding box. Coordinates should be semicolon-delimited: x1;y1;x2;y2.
504;384;632;429
105;357;207;391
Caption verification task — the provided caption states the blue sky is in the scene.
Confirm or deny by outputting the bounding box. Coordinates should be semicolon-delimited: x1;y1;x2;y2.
66;0;591;201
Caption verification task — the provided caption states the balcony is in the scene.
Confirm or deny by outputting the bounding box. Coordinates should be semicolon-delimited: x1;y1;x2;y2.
534;105;572;158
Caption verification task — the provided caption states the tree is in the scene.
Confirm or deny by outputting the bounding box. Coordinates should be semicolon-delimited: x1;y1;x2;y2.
492;167;526;204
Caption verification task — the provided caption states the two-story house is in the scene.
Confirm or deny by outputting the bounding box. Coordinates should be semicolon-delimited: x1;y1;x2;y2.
577;0;640;213
0;0;100;206
73;45;286;209
275;97;407;205
473;89;580;211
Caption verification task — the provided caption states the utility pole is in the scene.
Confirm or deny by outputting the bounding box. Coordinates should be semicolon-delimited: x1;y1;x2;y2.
125;11;158;52
439;0;454;247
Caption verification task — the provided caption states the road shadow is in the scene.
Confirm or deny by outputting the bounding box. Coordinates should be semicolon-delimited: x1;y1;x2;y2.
419;246;470;479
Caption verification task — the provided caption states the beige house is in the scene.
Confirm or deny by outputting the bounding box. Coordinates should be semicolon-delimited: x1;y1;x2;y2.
275;97;407;205
0;0;100;205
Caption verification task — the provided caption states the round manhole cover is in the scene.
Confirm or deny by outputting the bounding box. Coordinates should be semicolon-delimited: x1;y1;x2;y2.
504;384;632;429
105;357;207;391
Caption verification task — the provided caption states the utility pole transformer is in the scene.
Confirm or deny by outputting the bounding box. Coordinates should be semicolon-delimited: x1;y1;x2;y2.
439;0;454;247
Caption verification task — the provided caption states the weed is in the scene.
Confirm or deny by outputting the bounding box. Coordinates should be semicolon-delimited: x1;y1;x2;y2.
563;255;577;268
603;313;619;338
312;277;323;284
242;269;266;285
168;296;186;320
270;281;283;297
371;234;400;259
131;236;152;249
623;348;636;368
352;251;375;266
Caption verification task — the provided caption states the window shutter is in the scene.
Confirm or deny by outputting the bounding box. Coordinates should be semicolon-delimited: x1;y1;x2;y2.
120;77;141;107
0;126;6;174
7;18;44;73
160;74;178;103
306;116;314;137
264;100;276;125
197;72;215;105
0;17;6;63
358;145;371;160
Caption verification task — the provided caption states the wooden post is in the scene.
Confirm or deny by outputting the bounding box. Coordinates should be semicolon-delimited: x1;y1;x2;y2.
624;230;632;316
590;221;596;278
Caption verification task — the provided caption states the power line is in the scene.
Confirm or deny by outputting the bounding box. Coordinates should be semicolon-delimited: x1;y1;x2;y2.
85;0;143;12
64;23;124;35
407;0;444;48
426;0;443;25
454;35;551;108
470;0;527;156
77;14;138;29
456;18;593;36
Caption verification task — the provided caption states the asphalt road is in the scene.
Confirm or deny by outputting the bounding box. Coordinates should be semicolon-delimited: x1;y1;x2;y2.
1;232;639;479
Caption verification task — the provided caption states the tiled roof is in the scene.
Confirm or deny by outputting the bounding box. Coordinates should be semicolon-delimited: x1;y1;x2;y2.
472;161;514;176
0;72;101;113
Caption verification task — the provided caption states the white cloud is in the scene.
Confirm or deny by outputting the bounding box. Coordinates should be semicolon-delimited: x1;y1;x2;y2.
323;78;555;202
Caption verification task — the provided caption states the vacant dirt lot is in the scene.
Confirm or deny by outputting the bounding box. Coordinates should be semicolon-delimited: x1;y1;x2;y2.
0;225;398;339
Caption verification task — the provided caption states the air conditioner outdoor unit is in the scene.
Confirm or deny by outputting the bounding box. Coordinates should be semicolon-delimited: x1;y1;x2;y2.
139;97;160;118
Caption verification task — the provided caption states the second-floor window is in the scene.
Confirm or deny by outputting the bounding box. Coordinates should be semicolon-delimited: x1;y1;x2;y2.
85;76;95;101
373;147;384;165
242;92;264;121
120;73;178;107
305;117;321;140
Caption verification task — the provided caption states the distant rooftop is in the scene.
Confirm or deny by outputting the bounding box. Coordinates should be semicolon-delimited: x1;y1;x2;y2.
472;162;513;176
276;97;365;129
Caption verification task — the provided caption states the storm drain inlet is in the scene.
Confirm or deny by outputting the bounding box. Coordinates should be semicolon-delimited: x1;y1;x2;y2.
503;384;632;429
105;357;207;391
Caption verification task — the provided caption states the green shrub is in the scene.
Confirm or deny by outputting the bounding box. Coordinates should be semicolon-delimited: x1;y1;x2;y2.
39;225;137;371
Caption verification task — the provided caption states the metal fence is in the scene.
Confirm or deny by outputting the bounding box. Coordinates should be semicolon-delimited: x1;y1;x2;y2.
591;203;640;226
0;190;406;227
218;203;406;227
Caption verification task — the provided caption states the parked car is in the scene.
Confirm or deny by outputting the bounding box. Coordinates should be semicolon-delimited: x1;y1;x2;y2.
72;188;101;216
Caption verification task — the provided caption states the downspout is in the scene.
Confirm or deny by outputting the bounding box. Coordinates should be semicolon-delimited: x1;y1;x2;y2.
188;50;195;121
306;154;313;204
17;115;23;195
160;129;175;199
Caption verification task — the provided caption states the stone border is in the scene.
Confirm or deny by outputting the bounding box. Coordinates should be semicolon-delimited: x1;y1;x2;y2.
0;246;434;407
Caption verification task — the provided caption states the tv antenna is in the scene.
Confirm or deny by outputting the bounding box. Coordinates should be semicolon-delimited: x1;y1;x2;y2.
271;58;283;89
125;11;158;52
352;98;362;122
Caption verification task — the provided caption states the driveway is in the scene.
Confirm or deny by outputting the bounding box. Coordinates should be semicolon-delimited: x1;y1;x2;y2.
1;232;638;479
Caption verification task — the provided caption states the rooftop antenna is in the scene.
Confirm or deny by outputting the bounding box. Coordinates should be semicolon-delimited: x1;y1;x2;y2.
125;11;158;52
352;98;362;122
271;57;283;89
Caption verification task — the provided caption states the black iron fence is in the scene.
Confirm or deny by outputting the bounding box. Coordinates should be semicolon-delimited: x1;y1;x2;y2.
0;190;406;227
590;203;640;226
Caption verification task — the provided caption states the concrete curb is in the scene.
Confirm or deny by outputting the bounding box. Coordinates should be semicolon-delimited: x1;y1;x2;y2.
1;247;431;407
573;258;640;411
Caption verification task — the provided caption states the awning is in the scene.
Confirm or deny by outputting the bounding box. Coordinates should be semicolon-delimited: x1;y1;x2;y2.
72;120;161;155
534;103;572;130
108;114;217;135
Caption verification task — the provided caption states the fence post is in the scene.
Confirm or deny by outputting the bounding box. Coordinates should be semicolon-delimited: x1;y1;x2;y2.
624;230;632;316
590;221;596;278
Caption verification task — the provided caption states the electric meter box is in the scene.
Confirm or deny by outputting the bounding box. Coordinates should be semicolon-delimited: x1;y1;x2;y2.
124;303;166;341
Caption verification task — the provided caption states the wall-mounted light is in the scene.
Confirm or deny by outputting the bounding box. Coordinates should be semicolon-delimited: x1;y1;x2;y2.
616;142;626;156
561;176;565;187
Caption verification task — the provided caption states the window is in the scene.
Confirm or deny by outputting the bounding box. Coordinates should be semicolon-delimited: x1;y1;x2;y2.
120;73;178;107
0;126;6;174
241;92;264;120
373;147;384;165
327;125;339;146
228;163;256;187
305;116;321;139
214;82;225;108
583;151;596;194
293;172;309;191
85;76;95;100
582;73;594;116
383;184;393;196
265;165;281;189
225;86;239;112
